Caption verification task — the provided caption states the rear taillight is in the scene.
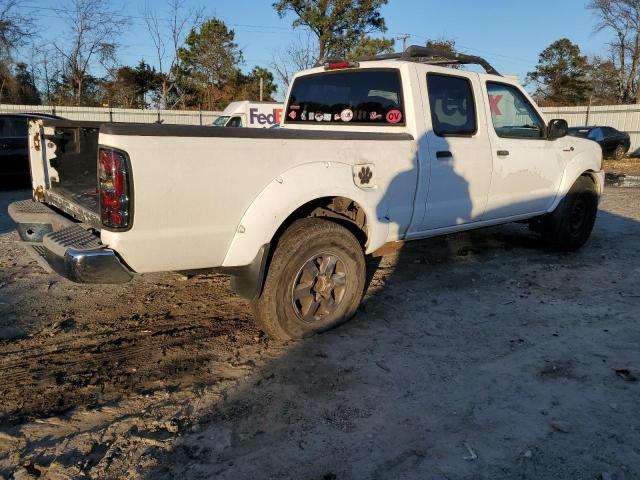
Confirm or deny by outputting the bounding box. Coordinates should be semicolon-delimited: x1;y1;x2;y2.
99;148;131;229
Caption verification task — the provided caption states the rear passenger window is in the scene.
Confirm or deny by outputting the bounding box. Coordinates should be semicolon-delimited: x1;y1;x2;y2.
427;74;476;136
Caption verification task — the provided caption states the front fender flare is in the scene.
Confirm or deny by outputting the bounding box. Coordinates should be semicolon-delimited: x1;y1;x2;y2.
548;151;604;212
222;161;389;267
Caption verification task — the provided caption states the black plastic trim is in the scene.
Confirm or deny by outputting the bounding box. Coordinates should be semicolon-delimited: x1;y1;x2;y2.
351;45;501;76
223;243;271;300
99;122;414;141
41;118;105;129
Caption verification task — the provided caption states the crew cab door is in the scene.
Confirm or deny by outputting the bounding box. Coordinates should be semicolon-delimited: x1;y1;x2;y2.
482;82;563;218
418;72;493;230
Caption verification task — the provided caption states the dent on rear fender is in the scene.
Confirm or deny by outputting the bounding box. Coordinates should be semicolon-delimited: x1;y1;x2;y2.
221;162;388;267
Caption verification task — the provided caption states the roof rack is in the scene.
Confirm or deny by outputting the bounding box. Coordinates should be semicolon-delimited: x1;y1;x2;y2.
326;45;501;76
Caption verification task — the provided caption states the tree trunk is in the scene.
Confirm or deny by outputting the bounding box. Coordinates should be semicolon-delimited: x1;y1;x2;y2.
626;32;640;103
77;77;83;106
617;33;626;103
162;81;169;109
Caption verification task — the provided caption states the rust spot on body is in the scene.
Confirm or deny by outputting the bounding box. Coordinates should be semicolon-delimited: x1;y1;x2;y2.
33;132;40;151
33;186;45;202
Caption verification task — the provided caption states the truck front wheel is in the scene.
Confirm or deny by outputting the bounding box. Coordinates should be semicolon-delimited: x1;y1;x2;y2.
540;176;598;251
253;218;365;340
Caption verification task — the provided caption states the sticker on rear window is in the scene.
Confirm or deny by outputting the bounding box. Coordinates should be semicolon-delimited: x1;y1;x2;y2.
340;109;353;122
386;110;402;124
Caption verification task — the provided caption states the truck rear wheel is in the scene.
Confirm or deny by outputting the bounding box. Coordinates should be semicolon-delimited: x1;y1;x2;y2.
540;176;598;251
253;218;365;340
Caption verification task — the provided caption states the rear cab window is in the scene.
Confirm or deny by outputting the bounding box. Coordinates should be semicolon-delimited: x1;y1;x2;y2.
285;69;405;126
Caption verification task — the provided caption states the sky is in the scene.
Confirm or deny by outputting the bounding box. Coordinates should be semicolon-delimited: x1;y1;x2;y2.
19;0;611;97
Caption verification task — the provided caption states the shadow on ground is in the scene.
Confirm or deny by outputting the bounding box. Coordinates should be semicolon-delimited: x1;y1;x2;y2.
1;188;639;479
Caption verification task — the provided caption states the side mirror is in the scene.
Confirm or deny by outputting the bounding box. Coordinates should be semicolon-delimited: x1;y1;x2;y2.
548;119;568;139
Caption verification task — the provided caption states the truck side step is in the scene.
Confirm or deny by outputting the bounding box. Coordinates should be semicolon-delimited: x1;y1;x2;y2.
8;200;75;242
43;224;103;257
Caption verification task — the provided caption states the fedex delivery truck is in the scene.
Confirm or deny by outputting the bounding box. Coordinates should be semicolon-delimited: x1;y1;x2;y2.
212;101;283;128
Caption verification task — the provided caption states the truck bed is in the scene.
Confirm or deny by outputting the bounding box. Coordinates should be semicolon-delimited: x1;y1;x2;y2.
35;119;102;227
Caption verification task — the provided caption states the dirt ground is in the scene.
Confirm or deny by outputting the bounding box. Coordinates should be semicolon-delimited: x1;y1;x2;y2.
0;187;639;480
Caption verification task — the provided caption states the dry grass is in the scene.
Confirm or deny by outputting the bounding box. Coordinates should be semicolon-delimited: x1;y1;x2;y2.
603;157;640;175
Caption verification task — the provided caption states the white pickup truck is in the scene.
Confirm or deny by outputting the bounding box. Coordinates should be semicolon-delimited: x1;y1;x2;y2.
9;46;603;339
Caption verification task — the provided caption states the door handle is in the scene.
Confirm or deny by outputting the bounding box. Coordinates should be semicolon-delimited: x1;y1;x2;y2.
497;150;509;157
436;150;452;159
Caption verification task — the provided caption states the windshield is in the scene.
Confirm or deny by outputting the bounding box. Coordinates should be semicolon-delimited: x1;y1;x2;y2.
285;69;405;126
213;116;230;126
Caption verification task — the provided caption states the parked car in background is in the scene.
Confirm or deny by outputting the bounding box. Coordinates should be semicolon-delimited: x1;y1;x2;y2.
212;101;283;128
568;126;630;160
1;113;63;188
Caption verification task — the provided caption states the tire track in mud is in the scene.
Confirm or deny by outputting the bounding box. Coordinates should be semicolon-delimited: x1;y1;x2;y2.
0;290;262;420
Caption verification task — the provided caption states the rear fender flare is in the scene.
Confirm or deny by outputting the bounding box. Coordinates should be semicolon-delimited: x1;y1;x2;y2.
222;162;388;267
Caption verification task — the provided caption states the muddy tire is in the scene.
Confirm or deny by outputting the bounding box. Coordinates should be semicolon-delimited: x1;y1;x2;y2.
540;176;598;251
612;144;626;160
253;218;366;340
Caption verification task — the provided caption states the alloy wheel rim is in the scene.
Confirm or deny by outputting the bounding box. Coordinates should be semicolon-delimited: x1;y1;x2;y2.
291;253;348;323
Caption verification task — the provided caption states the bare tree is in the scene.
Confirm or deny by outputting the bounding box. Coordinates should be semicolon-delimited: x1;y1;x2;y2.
0;0;36;102
53;0;128;105
0;0;35;61
144;0;204;109
589;0;640;103
270;31;318;96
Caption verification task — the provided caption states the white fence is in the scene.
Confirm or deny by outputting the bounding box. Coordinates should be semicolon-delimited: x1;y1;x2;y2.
0;104;222;125
541;104;640;155
1;103;639;154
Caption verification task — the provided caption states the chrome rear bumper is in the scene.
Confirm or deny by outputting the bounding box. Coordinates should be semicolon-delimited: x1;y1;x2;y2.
8;200;132;284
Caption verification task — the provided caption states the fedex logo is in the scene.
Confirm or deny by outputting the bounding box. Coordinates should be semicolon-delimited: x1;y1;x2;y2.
249;108;282;125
